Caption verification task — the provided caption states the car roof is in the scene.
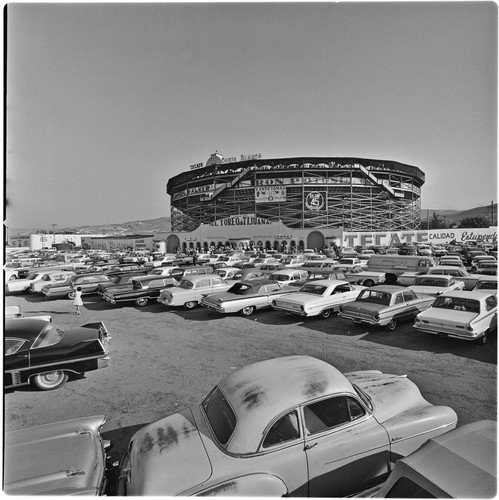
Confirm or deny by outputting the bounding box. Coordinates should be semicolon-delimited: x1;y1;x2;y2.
439;290;494;300
5;318;48;339
365;285;407;293
217;356;353;454
380;420;496;498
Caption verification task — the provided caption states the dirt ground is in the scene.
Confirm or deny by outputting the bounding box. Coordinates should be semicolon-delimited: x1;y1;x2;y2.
5;292;497;479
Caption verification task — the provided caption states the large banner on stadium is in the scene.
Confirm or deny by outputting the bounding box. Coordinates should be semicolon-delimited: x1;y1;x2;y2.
255;186;287;203
343;228;497;248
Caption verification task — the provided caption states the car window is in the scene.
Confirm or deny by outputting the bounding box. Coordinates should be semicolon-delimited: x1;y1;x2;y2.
384;477;436;498
211;278;225;286
5;338;27;355
32;324;65;349
485;296;497;311
403;290;416;301
303;396;365;436
202;386;236;447
395;294;404;304
197;279;210;288
262;410;300;448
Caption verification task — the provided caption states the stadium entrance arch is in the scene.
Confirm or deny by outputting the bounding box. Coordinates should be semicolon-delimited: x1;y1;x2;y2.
166;234;181;253
307;231;325;251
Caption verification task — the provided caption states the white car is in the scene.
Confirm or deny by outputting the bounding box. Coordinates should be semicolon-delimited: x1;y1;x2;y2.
215;267;240;280
5;272;46;294
157;274;232;309
29;270;76;293
414;290;498;344
272;280;365;319
408;275;465;297
268;269;309;286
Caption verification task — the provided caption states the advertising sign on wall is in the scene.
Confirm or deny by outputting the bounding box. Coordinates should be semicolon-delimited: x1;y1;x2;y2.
305;191;326;211
255;187;287;203
343;228;497;248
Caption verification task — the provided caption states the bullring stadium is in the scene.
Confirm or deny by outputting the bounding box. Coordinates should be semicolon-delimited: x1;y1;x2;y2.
167;152;425;232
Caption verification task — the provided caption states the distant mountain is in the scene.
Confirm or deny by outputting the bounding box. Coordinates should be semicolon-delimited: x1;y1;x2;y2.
7;204;498;235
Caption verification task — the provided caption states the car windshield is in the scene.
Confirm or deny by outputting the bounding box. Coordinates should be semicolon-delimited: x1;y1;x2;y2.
432;296;480;313
299;284;328;295
32;324;65;349
414;278;449;287
202;386;237;447
271;274;290;281
41;274;52;281
228;282;252;295
178;279;194;289
357;290;391;305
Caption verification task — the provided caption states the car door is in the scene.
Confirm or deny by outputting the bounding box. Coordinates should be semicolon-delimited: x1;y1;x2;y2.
302;395;390;497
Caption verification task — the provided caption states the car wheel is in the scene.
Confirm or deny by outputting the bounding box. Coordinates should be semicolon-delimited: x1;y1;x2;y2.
476;330;488;345
67;290;76;300
386;318;398;331
320;308;332;319
240;306;255;316
136;297;148;307
32;371;68;391
184;301;198;309
363;279;375;287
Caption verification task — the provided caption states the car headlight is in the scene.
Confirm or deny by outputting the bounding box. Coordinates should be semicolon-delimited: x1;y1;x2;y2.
373;313;380;321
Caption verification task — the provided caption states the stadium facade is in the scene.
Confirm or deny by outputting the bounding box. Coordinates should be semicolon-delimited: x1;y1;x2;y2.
167;152;425;235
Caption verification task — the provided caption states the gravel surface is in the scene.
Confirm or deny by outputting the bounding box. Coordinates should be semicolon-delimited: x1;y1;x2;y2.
5;292;497;471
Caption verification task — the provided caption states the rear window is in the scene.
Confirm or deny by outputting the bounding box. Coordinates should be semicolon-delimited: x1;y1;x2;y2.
202;386;236;446
32;324;65;349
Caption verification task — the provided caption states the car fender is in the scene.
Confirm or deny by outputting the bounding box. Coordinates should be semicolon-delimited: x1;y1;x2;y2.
193;473;288;496
382;405;458;461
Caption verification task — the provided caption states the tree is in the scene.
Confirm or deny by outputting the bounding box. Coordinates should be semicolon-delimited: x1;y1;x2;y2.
428;212;446;229
458;217;490;228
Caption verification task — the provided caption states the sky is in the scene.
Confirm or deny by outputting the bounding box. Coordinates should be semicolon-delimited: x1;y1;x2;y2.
4;1;498;230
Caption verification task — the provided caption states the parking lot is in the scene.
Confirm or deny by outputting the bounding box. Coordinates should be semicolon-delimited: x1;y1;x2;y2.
5;291;497;472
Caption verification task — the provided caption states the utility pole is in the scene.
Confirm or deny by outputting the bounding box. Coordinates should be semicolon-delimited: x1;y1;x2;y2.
51;224;57;247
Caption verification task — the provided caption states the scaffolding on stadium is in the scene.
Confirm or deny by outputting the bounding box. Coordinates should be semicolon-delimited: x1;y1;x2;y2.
168;157;424;232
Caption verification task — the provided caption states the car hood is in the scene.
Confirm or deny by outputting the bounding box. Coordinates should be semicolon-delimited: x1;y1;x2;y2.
5;415;108;495
345;371;432;424
127;407;212;495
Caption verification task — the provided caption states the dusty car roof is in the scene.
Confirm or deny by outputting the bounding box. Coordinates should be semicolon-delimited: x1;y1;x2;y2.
216;355;354;454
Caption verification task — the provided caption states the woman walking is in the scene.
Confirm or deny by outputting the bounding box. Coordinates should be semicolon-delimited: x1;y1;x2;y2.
73;286;83;314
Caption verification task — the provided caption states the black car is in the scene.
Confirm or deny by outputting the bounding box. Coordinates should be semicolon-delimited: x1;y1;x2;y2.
102;276;179;307
105;263;144;276
5;318;111;391
97;271;147;295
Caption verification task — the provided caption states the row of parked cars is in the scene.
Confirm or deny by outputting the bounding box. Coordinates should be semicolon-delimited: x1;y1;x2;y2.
4;249;498;496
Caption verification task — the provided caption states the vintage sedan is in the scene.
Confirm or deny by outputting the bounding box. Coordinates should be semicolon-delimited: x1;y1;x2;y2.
231;268;266;281
157;274;232;309
5;318;110;390
201;279;292;316
271;280;365;319
474;275;498;293
408;274;465;297
5;271;47;294
102;276;179;307
413;290;497;344
338;285;435;331
5;415;111;495
5;305;52;322
42;273;111;299
117;355;457;497
96;271;147;295
28;270;76;293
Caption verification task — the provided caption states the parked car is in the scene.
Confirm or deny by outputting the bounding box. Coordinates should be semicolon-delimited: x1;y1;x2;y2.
373;420;496;498
408;274;465;297
105;263;144;275
5;318;110;390
338;285;435;331
272;280;365;319
5;272;47;294
474;261;498;276
474;275;498;293
258;263;287;277
28;270;76;293
231;268;266;281
4;415;111;495
157;274;232;309
398;265;481;289
214;267;240;280
42;273;111;299
102;276;179;307
201;279;293;316
5;305;52;322
96;271;147;295
268;269;309;286
116;355;457;497
413;290;497;344
147;266;184;278
470;255;496;272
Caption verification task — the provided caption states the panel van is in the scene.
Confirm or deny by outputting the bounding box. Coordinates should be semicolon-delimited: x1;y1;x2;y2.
367;255;436;284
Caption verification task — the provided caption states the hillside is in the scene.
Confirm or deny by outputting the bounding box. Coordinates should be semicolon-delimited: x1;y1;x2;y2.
8;204;497;235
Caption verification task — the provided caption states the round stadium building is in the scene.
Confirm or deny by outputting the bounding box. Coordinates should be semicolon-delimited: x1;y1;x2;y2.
167;152;425;233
